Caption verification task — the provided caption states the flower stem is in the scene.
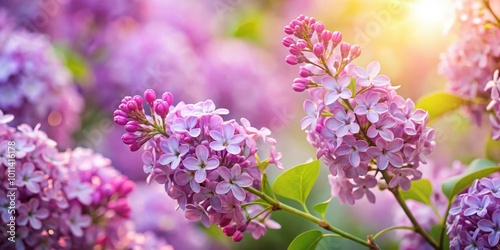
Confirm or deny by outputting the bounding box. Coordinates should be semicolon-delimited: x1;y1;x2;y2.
381;171;440;249
372;226;414;240
244;187;378;249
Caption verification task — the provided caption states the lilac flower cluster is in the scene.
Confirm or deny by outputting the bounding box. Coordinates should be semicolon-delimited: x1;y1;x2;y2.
0;111;170;249
486;70;500;140
439;0;500;139
114;89;282;242
393;161;466;249
0;12;83;148
283;15;436;204
447;176;500;249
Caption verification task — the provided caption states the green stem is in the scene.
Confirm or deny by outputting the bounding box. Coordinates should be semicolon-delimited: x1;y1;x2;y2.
381;172;440;249
484;0;500;24
244;187;376;249
372;226;414;240
439;199;454;249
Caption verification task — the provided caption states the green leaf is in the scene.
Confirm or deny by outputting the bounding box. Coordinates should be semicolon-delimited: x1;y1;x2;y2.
430;224;449;250
288;230;323;250
53;45;90;84
313;198;332;220
261;174;275;199
230;13;262;42
272;160;320;206
401;179;433;205
442;158;499;200
415;92;468;121
348;77;357;98
485;138;500;163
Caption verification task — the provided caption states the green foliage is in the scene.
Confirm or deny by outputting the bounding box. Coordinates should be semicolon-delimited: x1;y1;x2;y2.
415;92;468;121
54;45;90;84
313;198;332;220
348;77;357;98
272;160;320;206
442;158;500;200
288;230;323;250
485;138;500;163
430;224;449;250
401;179;433;206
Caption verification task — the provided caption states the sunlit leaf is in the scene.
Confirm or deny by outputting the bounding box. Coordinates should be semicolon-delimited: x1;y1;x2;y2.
272;160;320;206
442;159;499;200
313;198;332;220
430;224;449;250
415;92;468;121
401;179;433;206
288;230;323;250
54;45;90;84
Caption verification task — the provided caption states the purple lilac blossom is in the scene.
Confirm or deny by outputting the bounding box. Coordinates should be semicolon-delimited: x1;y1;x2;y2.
0;110;171;249
0;12;83;148
114;89;282;242
439;0;500;139
447;174;500;249
283;15;435;204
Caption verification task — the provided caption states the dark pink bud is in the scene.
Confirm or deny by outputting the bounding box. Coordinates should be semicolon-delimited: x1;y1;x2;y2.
162;92;174;106
125;121;139;133
108;199;131;218
292;78;308;92
284;25;293;35
223;226;236;237
288;44;302;56
285;55;298;65
219;218;232;227
321;30;333;43
331;31;342;47
121;96;132;104
144;89;156;105
340;42;351;58
232;231;243;242
299;66;312;78
114;110;127;117
114;116;128;126
126;101;138;111
282;37;295;47
121;133;136;145
313;43;325;57
154;100;169;117
119;103;129;113
133;95;143;110
297;15;305;21
129;142;141;152
314;21;324;33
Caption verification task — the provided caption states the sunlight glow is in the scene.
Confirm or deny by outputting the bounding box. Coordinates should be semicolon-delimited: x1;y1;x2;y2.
409;0;451;29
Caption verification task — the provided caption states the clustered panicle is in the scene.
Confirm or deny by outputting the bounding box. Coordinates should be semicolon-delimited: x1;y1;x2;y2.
439;0;500;139
283;15;436;205
447;176;500;249
486;70;500;140
114;89;282;242
0;111;171;250
0;12;83;148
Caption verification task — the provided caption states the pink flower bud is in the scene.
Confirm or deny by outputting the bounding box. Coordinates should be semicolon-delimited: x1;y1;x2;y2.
114;116;127;126
129;142;141;152
314;21;325;33
340;42;351;58
282;37;295;47
125;121;139;133
285;55;298;65
144;89;156;105
114;110;127;117
126;101;138;111
349;45;361;60
162;92;174;105
313;43;325;57
284;26;293;35
297;15;305;21
321;30;333;43
223;226;236;237
299;66;312;78
331;31;342;47
154;100;169;117
121;133;136;145
133;95;143;110
119;103;129;113
296;39;307;49
108;199;131;218
232;231;243;242
292;78;308;92
288;44;302;56
118;180;135;196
